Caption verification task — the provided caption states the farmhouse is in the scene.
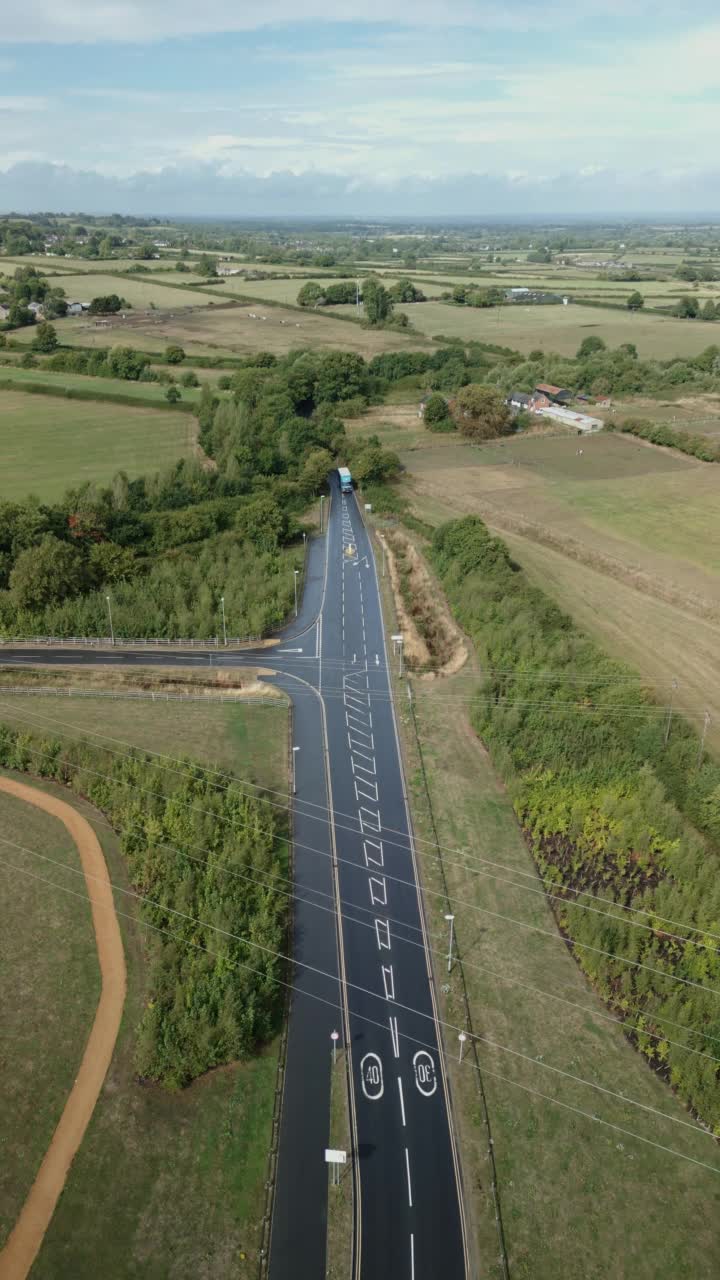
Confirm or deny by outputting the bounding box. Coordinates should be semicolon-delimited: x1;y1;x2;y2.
509;391;532;410
66;301;90;315
535;383;572;405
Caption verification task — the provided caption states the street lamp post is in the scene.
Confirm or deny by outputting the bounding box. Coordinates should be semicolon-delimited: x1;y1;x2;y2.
458;1031;467;1064
220;595;227;648
292;746;300;796
105;595;114;646
445;913;455;973
320;494;325;534
331;1029;339;1066
294;569;300;618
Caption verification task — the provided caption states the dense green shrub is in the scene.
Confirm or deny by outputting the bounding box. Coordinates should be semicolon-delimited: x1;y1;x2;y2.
431;515;720;1131
608;416;720;462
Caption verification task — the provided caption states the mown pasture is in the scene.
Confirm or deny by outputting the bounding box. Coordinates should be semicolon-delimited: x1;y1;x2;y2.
0;389;197;501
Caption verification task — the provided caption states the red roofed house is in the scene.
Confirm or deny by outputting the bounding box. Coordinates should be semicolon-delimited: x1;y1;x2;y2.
535;383;572;405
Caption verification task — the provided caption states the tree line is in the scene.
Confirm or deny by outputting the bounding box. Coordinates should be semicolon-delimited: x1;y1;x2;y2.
430;515;720;1132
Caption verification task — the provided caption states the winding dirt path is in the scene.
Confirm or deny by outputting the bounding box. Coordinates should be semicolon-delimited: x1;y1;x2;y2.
0;778;126;1280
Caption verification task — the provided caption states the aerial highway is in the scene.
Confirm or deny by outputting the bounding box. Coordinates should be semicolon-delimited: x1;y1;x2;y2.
0;474;469;1280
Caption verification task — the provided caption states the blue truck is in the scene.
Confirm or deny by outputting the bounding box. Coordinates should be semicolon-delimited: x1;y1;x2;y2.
338;466;353;494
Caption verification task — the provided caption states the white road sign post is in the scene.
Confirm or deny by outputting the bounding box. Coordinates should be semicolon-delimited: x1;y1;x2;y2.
325;1149;347;1186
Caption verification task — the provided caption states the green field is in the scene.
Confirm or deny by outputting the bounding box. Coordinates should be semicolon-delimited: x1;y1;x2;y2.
0;783;101;1249
0;693;288;794
20;272;208;310
384;299;720;356
0;389;196;501
0;362;206;404
0;694;287;1275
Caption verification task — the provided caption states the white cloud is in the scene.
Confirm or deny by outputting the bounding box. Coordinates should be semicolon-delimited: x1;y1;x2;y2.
0;96;48;111
0;0;684;43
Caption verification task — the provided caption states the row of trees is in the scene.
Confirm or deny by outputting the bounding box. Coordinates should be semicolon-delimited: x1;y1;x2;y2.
0;724;287;1088
431;515;720;1132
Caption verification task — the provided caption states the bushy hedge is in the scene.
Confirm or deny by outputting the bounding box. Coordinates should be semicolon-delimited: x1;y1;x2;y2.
0;724;287;1088
609;416;720;463
431;515;720;1131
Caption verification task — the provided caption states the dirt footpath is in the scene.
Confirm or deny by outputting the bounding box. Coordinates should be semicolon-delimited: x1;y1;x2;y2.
0;778;126;1280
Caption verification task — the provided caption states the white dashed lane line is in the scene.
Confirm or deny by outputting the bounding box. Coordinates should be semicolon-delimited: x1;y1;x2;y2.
397;1076;407;1127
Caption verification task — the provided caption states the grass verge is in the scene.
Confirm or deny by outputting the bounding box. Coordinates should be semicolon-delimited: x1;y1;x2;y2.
325;1046;354;1280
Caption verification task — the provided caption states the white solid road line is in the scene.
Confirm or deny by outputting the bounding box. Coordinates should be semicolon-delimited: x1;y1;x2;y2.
398;1075;407;1126
410;1233;415;1279
389;1015;400;1058
405;1147;413;1208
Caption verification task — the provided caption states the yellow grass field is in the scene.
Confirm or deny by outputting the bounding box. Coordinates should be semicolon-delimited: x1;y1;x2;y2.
379;427;720;753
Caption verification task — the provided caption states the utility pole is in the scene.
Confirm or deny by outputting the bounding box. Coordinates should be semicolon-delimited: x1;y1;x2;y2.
105;595;114;646
220;595;227;648
294;569;299;618
397;636;404;678
356;279;361;312
445;913;455;973
458;1031;467;1064
663;677;678;746
697;711;710;769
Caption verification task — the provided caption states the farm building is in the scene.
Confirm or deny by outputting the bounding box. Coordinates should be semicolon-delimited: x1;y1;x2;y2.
535;383;572;405
535;406;603;433
509;391;532;410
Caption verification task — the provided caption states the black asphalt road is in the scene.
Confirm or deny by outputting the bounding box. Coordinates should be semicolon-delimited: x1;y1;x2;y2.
0;480;468;1280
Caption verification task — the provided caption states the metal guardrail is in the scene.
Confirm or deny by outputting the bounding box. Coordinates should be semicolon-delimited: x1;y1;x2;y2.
0;635;261;649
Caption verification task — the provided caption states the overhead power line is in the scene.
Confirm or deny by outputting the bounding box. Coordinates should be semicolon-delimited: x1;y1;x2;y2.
2;850;719;1178
2;697;718;956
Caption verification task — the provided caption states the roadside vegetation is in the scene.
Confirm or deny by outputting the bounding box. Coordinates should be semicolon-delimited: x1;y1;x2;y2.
430;514;720;1130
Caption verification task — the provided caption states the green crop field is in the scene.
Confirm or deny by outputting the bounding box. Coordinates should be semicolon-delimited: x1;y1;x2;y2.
389;299;720;357
0;389;196;501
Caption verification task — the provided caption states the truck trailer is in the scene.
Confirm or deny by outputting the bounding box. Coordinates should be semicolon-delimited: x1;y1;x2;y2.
338;466;353;494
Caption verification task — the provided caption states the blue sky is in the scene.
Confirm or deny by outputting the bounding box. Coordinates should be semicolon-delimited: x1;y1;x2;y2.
1;2;719;215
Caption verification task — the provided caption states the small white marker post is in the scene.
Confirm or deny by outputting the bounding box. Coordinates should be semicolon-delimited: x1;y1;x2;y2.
331;1029;339;1067
292;746;300;796
458;1031;467;1064
445;913;455;973
391;634;404;678
325;1149;347;1187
